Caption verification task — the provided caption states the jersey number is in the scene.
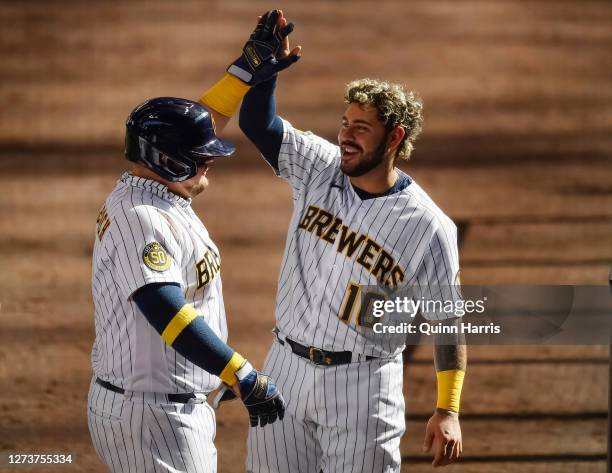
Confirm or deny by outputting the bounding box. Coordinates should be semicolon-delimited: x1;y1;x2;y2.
339;282;385;328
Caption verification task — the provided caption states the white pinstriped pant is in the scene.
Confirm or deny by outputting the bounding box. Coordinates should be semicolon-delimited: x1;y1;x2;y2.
88;377;217;473
247;340;405;473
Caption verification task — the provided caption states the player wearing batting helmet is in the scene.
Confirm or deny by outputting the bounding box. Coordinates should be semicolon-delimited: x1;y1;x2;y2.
232;9;465;472
87;17;299;470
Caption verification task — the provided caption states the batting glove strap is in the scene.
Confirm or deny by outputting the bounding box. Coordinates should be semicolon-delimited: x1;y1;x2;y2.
238;369;286;427
235;360;254;381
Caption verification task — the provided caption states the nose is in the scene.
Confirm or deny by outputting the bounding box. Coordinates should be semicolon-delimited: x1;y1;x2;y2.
338;126;353;145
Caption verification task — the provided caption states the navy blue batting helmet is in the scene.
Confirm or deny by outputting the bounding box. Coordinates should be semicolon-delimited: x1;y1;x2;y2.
125;97;235;182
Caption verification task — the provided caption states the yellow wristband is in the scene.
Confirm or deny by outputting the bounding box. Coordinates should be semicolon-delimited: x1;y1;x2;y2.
218;352;246;386
436;369;465;413
161;304;198;346
199;73;251;117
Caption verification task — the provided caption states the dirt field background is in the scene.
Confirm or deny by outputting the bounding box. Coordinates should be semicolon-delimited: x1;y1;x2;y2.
1;1;611;472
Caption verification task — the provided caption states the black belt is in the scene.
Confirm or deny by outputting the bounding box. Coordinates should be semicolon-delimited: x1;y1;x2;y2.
95;378;198;404
279;337;377;366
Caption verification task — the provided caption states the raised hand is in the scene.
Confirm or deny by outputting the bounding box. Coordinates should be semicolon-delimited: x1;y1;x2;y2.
227;9;301;85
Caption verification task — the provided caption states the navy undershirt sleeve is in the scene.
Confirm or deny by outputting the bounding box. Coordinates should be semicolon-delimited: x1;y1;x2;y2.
239;76;283;171
132;283;234;376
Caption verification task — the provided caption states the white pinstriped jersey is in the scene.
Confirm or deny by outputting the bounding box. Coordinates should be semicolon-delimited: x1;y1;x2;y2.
273;119;460;358
91;173;226;394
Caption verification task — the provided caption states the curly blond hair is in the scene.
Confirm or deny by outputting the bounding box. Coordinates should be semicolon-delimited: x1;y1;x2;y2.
344;78;423;160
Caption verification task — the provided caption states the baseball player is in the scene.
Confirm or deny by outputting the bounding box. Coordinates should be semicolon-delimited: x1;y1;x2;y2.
88;17;299;471
231;10;467;472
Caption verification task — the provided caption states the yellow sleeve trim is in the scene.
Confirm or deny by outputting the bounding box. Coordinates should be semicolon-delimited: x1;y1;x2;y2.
219;352;246;386
199;73;251;118
161;304;198;346
436;369;465;413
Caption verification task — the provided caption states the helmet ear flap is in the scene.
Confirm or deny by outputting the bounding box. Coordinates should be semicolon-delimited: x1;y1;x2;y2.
124;128;142;164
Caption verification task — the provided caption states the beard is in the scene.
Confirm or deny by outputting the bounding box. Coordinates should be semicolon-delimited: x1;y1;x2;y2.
340;133;389;178
187;175;209;196
180;168;210;197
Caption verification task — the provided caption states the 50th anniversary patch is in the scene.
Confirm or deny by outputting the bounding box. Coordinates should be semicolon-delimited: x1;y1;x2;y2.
142;242;172;272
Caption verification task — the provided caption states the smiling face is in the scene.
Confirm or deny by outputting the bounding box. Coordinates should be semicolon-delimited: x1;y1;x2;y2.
338;103;391;178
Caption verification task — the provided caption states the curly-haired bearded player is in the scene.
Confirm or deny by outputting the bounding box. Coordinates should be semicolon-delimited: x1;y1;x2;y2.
226;10;467;473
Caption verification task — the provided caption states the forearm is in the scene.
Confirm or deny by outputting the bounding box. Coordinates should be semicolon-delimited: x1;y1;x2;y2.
239;77;284;168
199;73;252;134
133;283;250;386
434;343;467;372
434;325;467;413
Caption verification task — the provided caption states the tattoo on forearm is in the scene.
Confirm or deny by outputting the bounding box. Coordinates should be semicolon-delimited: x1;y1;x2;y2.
434;319;467;371
434;343;467;371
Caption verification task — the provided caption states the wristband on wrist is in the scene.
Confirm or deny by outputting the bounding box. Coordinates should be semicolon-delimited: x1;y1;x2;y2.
218;352;250;386
199;73;251;118
436;369;465;413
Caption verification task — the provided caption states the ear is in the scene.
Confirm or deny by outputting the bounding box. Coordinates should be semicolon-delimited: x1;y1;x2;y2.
386;126;406;155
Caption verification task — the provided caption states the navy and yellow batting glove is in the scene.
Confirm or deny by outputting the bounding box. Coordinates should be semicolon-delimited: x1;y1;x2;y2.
227;9;299;85
213;355;285;427
238;368;285;427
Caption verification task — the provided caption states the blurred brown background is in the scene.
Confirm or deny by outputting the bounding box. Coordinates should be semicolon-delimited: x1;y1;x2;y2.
1;1;611;472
